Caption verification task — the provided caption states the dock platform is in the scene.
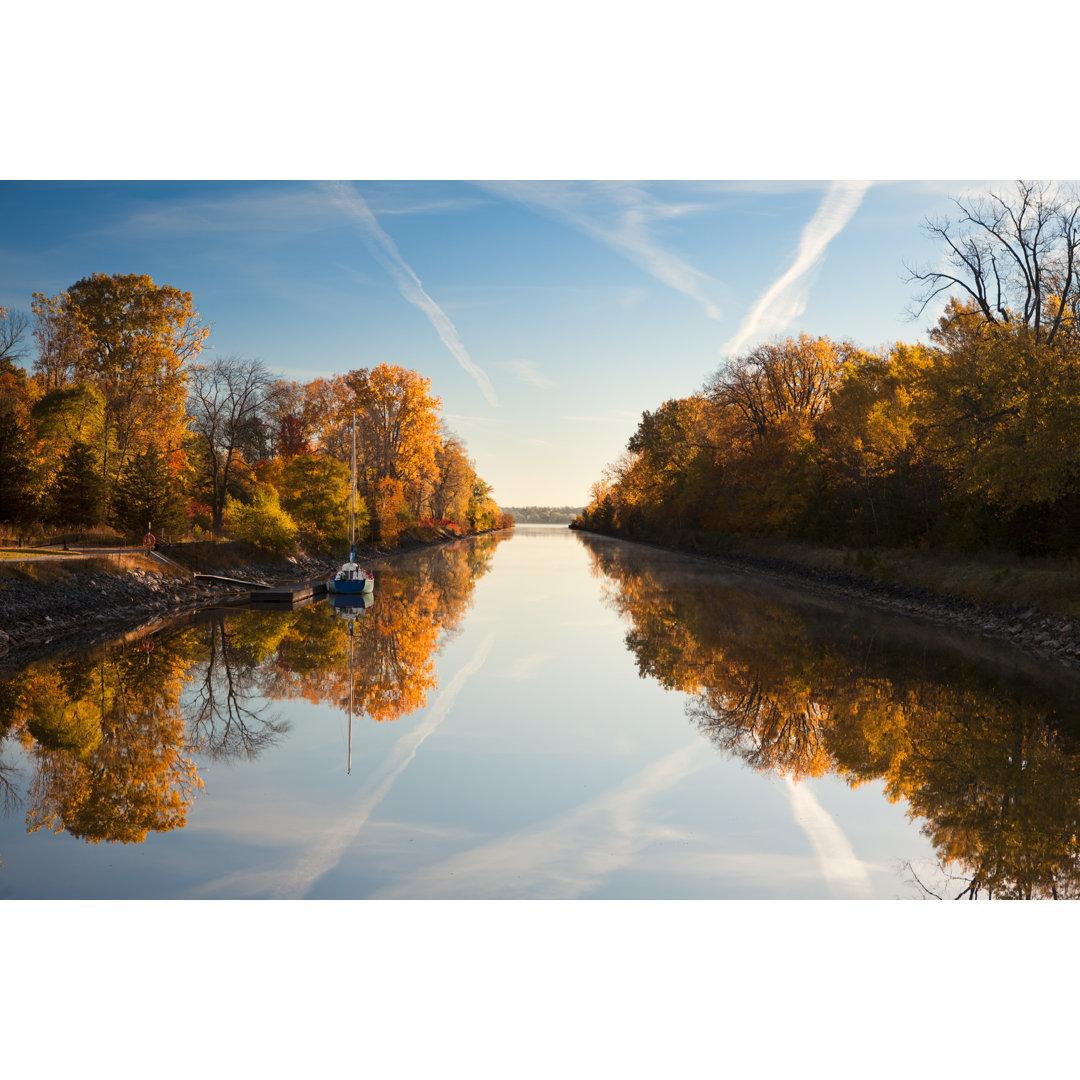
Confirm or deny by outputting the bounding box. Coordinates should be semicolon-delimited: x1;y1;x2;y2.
252;579;328;604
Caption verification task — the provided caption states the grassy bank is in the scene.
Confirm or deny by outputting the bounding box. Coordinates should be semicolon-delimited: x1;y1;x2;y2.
715;536;1080;618
0;549;182;585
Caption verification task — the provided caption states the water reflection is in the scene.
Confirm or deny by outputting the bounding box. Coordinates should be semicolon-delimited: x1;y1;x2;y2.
0;534;503;860
581;534;1080;899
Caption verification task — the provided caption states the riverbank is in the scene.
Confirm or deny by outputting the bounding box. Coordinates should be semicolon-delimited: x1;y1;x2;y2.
0;529;510;662
571;527;1080;669
0;547;328;662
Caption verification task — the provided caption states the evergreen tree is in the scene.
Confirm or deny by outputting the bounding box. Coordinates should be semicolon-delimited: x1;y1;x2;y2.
110;445;184;537
0;404;34;523
49;440;103;526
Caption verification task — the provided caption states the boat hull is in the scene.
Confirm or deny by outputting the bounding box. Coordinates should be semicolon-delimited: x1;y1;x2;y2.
327;576;374;595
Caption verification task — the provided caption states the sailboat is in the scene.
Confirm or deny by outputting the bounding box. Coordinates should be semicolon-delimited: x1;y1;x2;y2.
328;413;374;596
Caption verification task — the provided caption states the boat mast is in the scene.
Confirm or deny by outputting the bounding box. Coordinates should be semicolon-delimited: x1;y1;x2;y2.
349;412;356;564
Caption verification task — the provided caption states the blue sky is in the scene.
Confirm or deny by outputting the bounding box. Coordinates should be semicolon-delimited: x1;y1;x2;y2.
0;178;998;505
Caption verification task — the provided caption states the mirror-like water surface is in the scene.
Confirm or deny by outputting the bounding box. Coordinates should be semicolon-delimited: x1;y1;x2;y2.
3;525;1079;899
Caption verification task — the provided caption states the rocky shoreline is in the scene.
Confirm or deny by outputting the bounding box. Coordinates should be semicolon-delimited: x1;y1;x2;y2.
0;530;499;663
575;529;1080;671
0;551;338;663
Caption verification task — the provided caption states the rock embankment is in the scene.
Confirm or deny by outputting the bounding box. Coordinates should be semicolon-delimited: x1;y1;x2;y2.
0;553;336;660
687;546;1080;670
576;529;1080;671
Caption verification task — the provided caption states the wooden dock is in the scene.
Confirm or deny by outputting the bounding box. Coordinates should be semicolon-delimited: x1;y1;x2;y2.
249;579;328;604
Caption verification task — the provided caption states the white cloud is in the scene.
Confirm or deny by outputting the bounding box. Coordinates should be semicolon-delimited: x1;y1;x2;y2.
322;181;499;406
483;181;725;321
723;180;873;356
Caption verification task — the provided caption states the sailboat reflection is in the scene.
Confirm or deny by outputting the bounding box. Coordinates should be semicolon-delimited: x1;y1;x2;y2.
330;591;376;773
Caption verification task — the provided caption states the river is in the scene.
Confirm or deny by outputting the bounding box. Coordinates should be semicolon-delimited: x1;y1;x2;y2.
2;524;1079;899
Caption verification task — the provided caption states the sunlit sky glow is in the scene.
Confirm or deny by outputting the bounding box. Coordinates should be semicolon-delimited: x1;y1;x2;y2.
0;178;1012;504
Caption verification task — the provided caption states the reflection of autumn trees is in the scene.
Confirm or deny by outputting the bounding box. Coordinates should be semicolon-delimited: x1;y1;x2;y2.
584;535;1080;898
0;535;503;855
0;635;205;844
186;613;292;760
256;535;501;722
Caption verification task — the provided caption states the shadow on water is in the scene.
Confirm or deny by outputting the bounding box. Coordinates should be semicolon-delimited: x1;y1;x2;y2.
0;534;505;860
578;532;1080;899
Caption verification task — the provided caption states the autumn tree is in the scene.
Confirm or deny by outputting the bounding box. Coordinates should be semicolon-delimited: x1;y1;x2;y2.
31;292;86;392
431;431;474;524
57;273;209;506
342;364;441;511
261;452;355;551
225;483;298;554
188;354;274;531
710;334;859;439
263;379;317;459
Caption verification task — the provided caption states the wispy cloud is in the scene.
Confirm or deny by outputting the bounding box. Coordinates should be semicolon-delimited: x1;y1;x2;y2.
498;651;551;680
443;412;505;429
322;180;499;407
483;181;724;321
722;181;873;356
495;358;554;388
784;775;874;898
372;741;713;899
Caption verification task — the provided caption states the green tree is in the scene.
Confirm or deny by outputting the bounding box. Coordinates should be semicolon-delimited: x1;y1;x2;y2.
49;440;104;527
225;484;298;555
266;452;356;552
0;403;34;523
110;444;185;537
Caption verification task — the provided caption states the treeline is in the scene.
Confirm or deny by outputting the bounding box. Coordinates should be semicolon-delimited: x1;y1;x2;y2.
0;273;510;553
575;182;1080;557
501;505;584;524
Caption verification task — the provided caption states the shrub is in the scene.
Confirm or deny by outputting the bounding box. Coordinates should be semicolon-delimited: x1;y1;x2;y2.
225;485;298;555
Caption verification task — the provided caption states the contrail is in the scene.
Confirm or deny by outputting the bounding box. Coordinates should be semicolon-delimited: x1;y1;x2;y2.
372;741;712;899
191;634;495;899
723;180;872;356
484;181;724;321
323;181;498;406
784;774;874;898
270;632;496;898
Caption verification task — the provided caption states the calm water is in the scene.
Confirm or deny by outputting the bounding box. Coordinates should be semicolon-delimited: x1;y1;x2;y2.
3;525;1079;899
